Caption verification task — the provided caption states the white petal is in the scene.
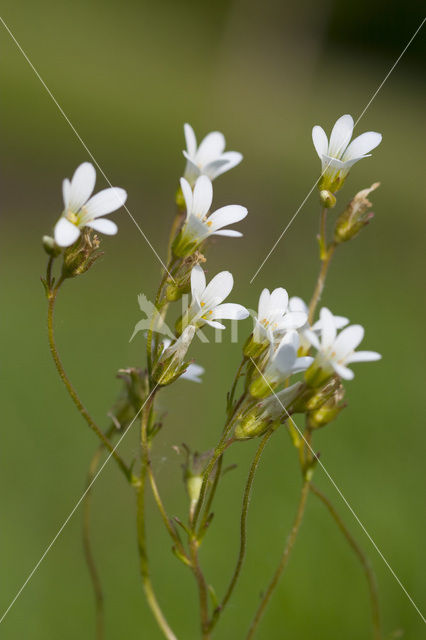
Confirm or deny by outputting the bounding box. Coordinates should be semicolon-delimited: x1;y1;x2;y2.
273;343;297;376
205;151;243;179
202;271;233;307
333;325;365;360
346;350;381;364
62;179;71;209
195;131;226;165
181;363;204;383
279;330;300;351
289;296;308;314
203;319;226;330
212;229;243;237
180;177;193;214
191;265;206;301
328;115;354;158
279;311;307;330
183;153;201;183
210;303;249;320
342;132;382;162
54;217;81;247
192;176;213;217
312;126;328;159
305;329;320;350
320;307;336;349
184;123;197;158
333;362;354;380
86;218;118;235
84;187;127;218
69;162;96;211
257;289;270;319
270;288;289;313
208;205;247;231
292;356;314;374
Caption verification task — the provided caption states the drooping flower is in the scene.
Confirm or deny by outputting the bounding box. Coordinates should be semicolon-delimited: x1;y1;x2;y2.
305;307;381;384
312;114;382;192
177;265;249;333
54;162;127;247
289;297;349;353
250;331;313;398
173;176;247;257
183;123;243;186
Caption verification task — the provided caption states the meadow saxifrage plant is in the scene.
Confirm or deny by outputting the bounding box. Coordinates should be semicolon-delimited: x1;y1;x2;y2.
41;116;384;640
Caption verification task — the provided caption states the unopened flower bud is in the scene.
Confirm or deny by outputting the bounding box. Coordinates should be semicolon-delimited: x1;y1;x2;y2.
319;190;336;209
334;183;379;243
42;235;62;257
309;385;346;428
175;185;186;212
180;445;215;517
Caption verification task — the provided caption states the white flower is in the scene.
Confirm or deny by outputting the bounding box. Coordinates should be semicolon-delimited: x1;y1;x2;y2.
183;123;243;186
174;176;247;256
54;162;127;247
180;265;249;331
305;307;381;381
181;364;205;383
253;288;307;344
312;114;382;192
264;331;313;385
289;297;349;352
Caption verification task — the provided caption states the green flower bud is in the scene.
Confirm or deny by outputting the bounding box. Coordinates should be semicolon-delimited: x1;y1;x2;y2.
334;183;379;244
243;334;267;359
249;374;276;400
42;235;61;257
309;385;346;428
319;190;336;209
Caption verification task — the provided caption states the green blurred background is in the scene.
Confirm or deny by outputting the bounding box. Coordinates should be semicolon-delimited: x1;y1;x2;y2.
1;1;425;638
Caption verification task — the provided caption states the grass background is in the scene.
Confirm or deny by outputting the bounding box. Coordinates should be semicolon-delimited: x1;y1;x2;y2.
1;1;425;638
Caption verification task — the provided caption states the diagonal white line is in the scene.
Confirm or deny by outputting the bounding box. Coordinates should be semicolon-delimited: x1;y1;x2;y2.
249;16;426;284
250;358;426;623
0;15;175;283
0;370;168;625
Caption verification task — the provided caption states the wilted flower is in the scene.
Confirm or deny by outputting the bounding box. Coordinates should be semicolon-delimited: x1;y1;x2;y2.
173;176;247;257
334;182;380;243
177;265;249;333
305;307;381;384
183;123;242;186
54;162;127;247
312;114;382;192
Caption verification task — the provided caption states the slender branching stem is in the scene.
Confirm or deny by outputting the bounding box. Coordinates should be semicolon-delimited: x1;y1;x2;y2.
210;429;274;631
228;357;248;415
46;282;132;482
189;534;211;639
308;207;337;324
198;456;223;536
83;426;115;640
310;484;382;640
137;396;178;640
246;478;310;639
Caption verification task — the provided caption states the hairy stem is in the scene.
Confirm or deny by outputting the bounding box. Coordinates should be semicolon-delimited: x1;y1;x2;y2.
310;484;382;640
210;430;273;631
82;427;115;640
308;207;337;324
137;397;178;640
46;284;131;482
246;478;310;639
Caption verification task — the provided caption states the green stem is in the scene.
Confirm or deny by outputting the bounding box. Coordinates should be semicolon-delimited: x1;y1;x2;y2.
310;484;382;640
46;284;131;482
137;397;178;640
189;535;211;639
83;427;115;640
246;478;310;639
197;456;223;537
210;430;273;631
308;207;336;325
